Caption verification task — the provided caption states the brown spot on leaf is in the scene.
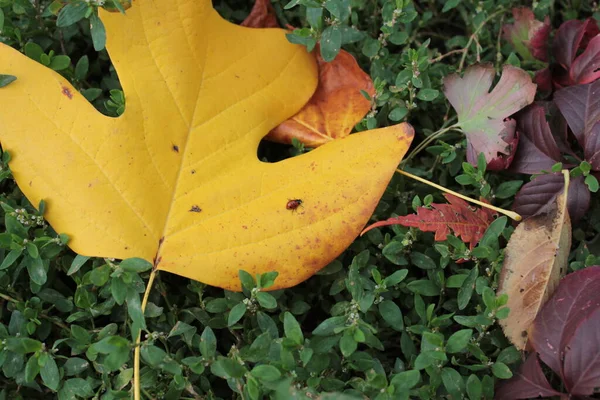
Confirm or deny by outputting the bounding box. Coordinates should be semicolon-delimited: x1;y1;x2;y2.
191;169;196;174
172;145;179;152
61;86;73;99
189;205;201;213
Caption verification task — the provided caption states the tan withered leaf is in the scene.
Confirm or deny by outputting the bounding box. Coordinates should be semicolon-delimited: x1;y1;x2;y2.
498;170;572;350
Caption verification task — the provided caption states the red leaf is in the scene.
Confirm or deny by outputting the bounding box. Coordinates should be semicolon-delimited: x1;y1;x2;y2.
552;19;600;71
481;120;519;171
511;104;562;174
512;173;590;222
495;353;564;400
240;0;279;28
361;194;496;249
534;67;553;93
571;34;600;84
554;80;600;148
529;266;600;377
562;307;600;395
502;8;551;62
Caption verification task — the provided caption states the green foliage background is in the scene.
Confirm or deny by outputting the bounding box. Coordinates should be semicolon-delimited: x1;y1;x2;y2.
0;0;599;399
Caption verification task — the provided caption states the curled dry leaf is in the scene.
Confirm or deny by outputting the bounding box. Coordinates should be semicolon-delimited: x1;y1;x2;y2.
241;0;375;147
0;0;414;291
443;63;536;169
267;46;375;147
240;0;279;28
361;194;496;250
498;170;571;350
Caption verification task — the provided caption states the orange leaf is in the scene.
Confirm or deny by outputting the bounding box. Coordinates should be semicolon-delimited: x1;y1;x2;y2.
361;194;496;249
267;47;375;147
241;0;279;28
240;0;375;147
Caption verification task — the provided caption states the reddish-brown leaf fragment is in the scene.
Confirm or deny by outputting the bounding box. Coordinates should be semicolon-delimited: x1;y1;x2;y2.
267;46;375;147
361;194;496;249
240;0;279;28
562;308;600;395
495;353;564;400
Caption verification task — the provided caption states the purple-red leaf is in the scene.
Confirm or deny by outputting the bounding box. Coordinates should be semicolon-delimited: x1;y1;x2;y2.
552;19;600;71
502;8;551;62
495;353;564;400
570;34;600;84
554;80;600;148
585;121;600;169
529;266;600;377
512;174;590;222
361;194;496;250
444;63;536;166
511;105;562;174
562;307;600;395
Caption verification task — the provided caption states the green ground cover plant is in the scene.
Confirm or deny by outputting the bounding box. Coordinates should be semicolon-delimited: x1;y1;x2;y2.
0;0;599;399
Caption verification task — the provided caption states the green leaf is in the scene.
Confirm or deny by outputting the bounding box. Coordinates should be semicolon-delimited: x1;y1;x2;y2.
416;89;439;101
259;271;278;289
495;180;523;199
446;329;472;353
0;249;22;270
90;264;111;287
384;269;408;286
27;256;46;285
24;355;40;382
120;257;152;272
6;338;42;354
57;2;89;27
466;374;482;400
63;357;89;376
49;55;71;71
390;370;420;390
339;331;357;357
407;279;440;296
111;277;127;305
410;252;437;269
211;357;247;379
90;13;107;51
283;312;304;345
442;0;460;12
0;75;16;88
251;365;281;381
227;303;247;326
238;270;256;290
585;174;599;192
255;292;277;309
378;300;404;331
75;56;89;81
68;255;90;275
320;25;342;62
388;106;409;122
312;316;346;336
492;361;513;379
40;356;59;390
441;368;465;399
458;266;478;310
199;326;217;358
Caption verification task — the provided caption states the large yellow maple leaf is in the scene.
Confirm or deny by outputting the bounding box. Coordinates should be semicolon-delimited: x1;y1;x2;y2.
0;0;413;290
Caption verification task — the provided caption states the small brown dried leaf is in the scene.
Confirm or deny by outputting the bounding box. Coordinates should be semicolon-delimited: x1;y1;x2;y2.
498;170;572;350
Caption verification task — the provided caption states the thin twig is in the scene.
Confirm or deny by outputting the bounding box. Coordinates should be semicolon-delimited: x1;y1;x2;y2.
458;8;506;71
396;169;522;221
134;269;157;400
430;49;466;64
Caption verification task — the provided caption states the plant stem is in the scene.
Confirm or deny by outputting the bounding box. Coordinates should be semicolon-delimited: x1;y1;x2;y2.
133;269;157;400
396;169;522;221
458;8;506;71
404;123;461;162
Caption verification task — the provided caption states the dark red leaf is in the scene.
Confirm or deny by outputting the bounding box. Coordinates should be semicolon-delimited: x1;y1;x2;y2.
240;0;279;28
554;80;600;148
552;19;600;70
571;34;600;84
361;194;496;250
562;307;600;395
511;105;562;174
585;121;600;169
512;173;590;222
534;68;553;93
529;266;600;377
495;353;564;400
